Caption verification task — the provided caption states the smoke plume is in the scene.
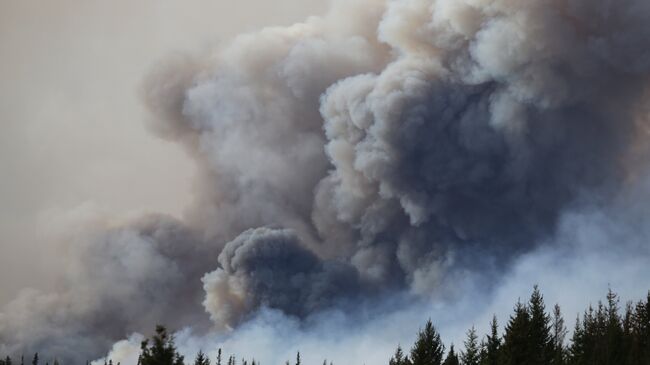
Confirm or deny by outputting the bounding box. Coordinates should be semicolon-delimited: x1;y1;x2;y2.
2;0;650;363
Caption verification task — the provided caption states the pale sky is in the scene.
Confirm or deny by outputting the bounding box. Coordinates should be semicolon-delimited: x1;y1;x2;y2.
0;0;326;305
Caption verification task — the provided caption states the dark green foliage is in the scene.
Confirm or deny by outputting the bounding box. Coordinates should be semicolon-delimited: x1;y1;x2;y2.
194;351;210;365
481;316;501;365
527;286;553;365
551;304;567;365
442;345;459;365
461;327;480;365
410;319;445;365
501;300;531;365
139;325;184;365
389;345;410;365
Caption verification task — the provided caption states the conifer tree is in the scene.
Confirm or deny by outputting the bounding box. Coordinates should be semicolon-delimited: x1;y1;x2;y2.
461;327;480;365
389;345;409;365
139;325;185;365
551;304;567;365
32;353;38;365
442;345;459;365
194;351;210;365
501;301;531;365
410;319;444;365
6;357;12;365
216;349;222;365
528;286;552;365
482;316;500;365
295;352;300;365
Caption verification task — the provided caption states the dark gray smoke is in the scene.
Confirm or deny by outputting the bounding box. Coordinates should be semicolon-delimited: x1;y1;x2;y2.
2;0;650;362
203;227;361;327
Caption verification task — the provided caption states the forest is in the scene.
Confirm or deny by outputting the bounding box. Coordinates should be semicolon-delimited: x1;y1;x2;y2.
1;287;648;365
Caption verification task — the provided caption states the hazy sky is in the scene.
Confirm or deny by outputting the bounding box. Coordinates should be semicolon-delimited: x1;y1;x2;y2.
0;0;326;305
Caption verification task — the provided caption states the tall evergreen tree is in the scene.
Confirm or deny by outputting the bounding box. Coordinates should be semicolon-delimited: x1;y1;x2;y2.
216;349;222;365
31;354;38;365
551;304;567;365
389;345;410;365
482;316;500;365
410;320;445;365
501;301;531;365
528;286;553;365
139;325;184;365
461;327;480;365
604;289;624;364
442;345;459;365
194;351;210;365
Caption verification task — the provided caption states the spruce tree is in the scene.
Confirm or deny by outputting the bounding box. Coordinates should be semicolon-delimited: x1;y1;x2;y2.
389;345;410;365
216;349;222;365
482;316;500;365
501;301;531;365
32;354;38;365
442;345;459;365
551;304;567;365
604;289;624;364
461;327;480;365
410;319;444;365
194;351;210;365
139;325;185;365
528;286;552;365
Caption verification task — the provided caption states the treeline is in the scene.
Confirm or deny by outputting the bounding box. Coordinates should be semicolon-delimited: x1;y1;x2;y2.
2;287;648;365
390;287;650;365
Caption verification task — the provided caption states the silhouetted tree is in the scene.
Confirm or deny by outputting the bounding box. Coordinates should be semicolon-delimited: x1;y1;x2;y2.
390;345;410;365
481;316;500;365
194;351;210;365
442;345;459;365
139;325;184;365
410;319;444;365
551;304;567;365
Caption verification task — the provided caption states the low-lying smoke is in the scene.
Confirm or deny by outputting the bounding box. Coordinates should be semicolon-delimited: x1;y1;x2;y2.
2;0;650;362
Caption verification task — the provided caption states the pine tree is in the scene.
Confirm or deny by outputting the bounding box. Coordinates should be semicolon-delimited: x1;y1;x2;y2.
551;304;567;365
604;289;624;364
216;349;222;365
32;354;38;365
501;301;531;365
482;316;500;365
139;325;185;365
5;357;12;365
410;319;444;365
295;352;300;365
461;327;480;365
442;345;459;365
389;345;410;365
528;286;552;365
194;351;210;365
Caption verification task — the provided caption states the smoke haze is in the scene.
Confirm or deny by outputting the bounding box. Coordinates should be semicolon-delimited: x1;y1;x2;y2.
1;0;650;363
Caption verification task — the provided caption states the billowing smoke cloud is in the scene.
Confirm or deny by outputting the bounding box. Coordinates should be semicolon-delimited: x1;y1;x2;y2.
2;0;650;362
202;228;361;327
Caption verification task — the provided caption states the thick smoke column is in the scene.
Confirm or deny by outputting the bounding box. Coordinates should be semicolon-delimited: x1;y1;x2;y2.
2;0;650;362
